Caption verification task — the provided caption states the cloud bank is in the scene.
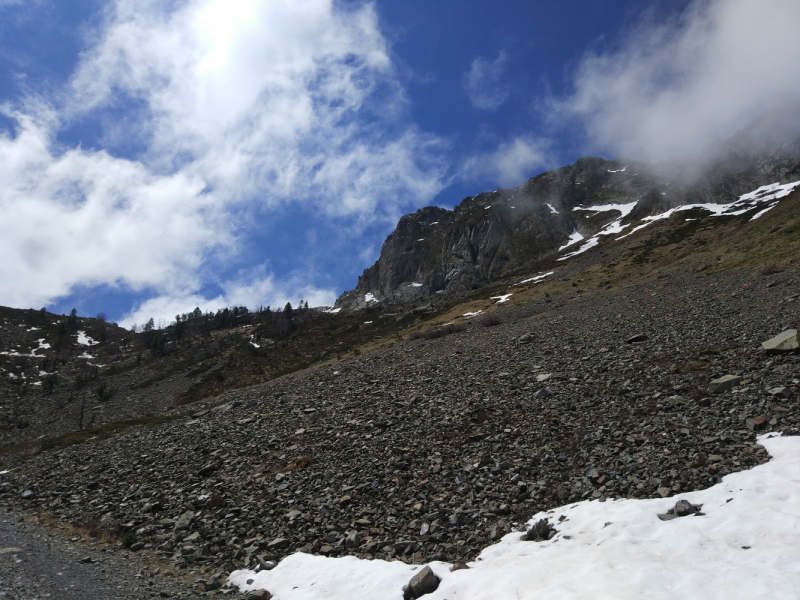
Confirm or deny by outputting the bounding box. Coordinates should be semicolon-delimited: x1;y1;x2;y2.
560;0;800;161
0;0;447;323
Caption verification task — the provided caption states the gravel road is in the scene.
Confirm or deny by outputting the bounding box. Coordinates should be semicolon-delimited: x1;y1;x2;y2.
0;510;199;599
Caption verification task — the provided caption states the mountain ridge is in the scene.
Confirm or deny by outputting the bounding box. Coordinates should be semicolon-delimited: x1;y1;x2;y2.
335;135;800;311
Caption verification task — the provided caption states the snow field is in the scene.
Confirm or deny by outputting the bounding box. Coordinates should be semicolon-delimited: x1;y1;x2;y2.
230;434;800;599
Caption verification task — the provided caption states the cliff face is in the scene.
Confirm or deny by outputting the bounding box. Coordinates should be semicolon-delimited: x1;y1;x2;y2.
336;137;800;310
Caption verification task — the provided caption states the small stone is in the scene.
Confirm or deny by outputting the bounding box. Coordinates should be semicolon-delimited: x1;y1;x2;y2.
518;333;533;344
673;500;694;516
404;566;440;599
173;510;194;532
746;416;766;431
768;386;795;399
198;464;218;477
657;487;672;498
339;495;352;507
20;489;35;500
451;560;469;571
536;373;552;382
762;329;800;352
626;334;648;343
524;518;556;542
708;375;742;394
267;538;290;550
534;387;552;398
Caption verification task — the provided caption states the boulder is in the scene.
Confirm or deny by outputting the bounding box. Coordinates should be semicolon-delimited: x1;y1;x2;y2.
404;566;440;599
762;329;799;352
708;375;742;394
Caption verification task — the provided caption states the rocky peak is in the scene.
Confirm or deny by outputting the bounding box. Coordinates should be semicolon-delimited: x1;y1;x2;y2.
335;140;800;311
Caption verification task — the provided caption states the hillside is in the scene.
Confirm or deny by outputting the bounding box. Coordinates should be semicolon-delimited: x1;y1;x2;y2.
0;150;798;598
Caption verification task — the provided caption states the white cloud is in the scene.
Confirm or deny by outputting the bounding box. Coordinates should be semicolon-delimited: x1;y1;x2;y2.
560;0;800;161
464;50;509;110
462;137;551;187
120;268;336;329
0;0;447;315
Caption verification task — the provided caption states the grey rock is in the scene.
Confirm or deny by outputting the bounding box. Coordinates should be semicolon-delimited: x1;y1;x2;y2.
708;375;742;394
768;386;795;399
524;518;557;542
762;329;799;352
404;565;440;599
518;333;534;344
267;538;290;550
173;510;194;532
626;334;648;343
534;387;553;398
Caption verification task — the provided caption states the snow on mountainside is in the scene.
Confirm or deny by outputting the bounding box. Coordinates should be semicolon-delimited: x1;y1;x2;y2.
230;433;800;599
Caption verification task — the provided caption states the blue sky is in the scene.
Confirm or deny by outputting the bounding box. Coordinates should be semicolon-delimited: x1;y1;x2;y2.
0;0;798;327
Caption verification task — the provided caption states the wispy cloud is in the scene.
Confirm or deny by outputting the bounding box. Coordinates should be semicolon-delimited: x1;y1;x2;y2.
464;50;510;110
461;136;551;187
0;0;447;319
559;0;800;161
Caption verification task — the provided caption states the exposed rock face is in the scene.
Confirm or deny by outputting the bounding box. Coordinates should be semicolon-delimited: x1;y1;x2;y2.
336;135;800;310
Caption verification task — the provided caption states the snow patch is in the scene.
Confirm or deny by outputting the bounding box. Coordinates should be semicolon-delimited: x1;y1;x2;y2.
545;203;559;214
617;181;800;240
558;230;584;250
517;271;554;285
559;202;638;260
462;311;482;318
607;166;627;173
408;283;423;288
324;307;342;314
230;433;800;600
490;294;512;303
76;331;98;346
364;293;378;304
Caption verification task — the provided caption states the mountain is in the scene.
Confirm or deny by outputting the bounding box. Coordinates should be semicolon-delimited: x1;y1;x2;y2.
335;133;800;311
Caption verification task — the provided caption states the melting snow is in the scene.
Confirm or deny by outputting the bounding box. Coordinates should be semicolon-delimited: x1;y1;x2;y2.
364;293;378;304
617;181;800;240
430;221;439;225
324;307;342;314
76;331;98;346
1;339;51;358
417;238;425;241
607;166;628;173
462;311;482;318
490;293;513;303
559;202;638;260
558;230;584;250
545;203;559;214
408;283;423;288
231;433;800;600
364;321;373;324
77;352;95;359
517;271;554;285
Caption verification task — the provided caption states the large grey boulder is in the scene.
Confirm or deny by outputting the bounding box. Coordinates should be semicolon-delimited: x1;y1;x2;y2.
762;329;799;352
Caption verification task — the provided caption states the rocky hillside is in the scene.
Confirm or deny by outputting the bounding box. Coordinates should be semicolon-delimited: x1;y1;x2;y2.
0;130;798;596
335;131;800;311
2;266;797;584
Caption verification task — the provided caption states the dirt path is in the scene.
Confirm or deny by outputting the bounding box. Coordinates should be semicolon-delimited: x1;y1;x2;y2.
0;511;191;599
